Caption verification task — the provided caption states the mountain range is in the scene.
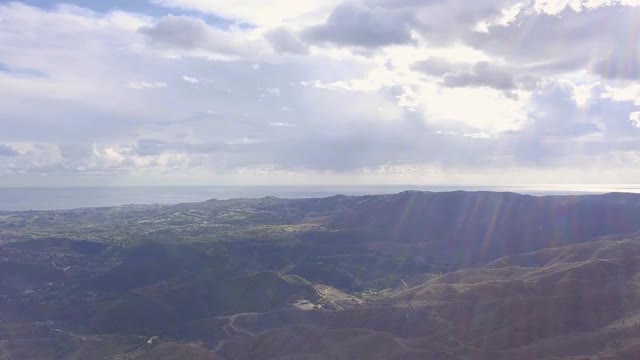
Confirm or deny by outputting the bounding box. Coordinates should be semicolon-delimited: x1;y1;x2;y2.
1;191;640;359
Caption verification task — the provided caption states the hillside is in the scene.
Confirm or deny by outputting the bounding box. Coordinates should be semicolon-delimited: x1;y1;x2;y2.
327;191;640;267
2;191;640;359
220;236;640;359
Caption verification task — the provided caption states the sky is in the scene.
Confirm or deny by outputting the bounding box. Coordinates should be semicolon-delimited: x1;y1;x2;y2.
1;0;640;186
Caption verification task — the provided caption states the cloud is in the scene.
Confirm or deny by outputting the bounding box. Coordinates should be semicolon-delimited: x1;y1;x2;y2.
442;62;516;90
368;0;523;45
265;27;309;54
0;144;65;175
0;145;18;157
152;0;340;27
468;4;640;79
127;81;168;89
302;3;415;48
411;57;464;76
593;45;640;80
412;59;529;95
138;15;266;58
601;84;640;106
182;75;200;84
526;82;602;137
265;88;280;96
3;1;640;185
269;122;297;127
630;112;640;127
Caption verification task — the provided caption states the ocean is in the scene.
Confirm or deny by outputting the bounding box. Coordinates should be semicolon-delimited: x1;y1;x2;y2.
1;185;639;211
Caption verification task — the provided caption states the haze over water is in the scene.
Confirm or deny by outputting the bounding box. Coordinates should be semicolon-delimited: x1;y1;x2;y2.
2;185;640;211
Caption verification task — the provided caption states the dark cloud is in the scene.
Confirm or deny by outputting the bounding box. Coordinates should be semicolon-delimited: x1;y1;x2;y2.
411;57;463;76
0;144;18;156
265;27;309;54
468;5;640;79
138;15;258;56
442;62;516;90
592;45;640;80
413;59;518;91
413;58;542;93
369;0;514;23
368;0;521;45
526;83;602;137
494;81;640;167
139;16;211;49
302;3;415;48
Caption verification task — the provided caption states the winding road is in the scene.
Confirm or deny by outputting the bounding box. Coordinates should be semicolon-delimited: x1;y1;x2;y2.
211;285;350;356
212;313;257;353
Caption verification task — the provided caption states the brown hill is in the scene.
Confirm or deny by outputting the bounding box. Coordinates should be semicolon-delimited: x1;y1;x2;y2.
132;342;222;360
213;236;640;359
88;271;318;334
327;191;640;267
218;324;459;360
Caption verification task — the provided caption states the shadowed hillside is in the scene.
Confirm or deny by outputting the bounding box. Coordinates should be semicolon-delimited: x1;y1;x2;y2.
222;236;640;359
327;191;640;267
3;191;640;359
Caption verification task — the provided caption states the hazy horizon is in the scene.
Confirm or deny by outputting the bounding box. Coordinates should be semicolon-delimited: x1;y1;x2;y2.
5;184;640;211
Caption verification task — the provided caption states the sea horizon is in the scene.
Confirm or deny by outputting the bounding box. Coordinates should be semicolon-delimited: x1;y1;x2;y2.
2;184;640;211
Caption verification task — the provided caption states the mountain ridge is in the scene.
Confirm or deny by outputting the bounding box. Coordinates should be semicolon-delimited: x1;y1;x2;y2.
3;191;640;359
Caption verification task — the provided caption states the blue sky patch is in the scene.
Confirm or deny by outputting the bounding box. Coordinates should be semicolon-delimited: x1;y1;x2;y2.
0;62;47;78
18;0;251;29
